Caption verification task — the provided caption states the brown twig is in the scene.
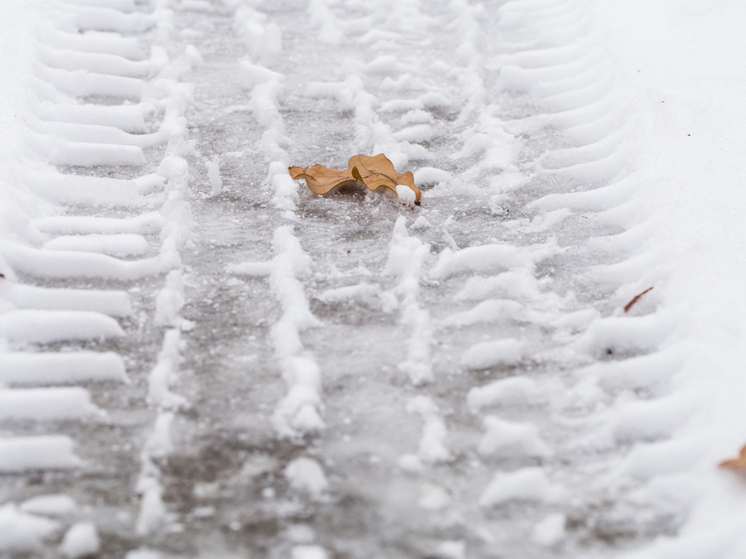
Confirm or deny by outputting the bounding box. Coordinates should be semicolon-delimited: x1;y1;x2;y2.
623;287;654;313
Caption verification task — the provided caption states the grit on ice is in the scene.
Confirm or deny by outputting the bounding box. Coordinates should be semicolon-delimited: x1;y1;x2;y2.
2;0;746;558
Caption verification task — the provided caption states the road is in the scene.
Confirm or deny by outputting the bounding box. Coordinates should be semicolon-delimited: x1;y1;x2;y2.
0;0;679;557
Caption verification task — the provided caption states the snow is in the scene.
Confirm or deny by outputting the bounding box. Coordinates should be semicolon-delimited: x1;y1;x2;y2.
478;415;553;458
596;1;746;555
291;544;329;559
1;0;746;555
147;328;187;408
0;351;127;385
460;338;526;371
467;376;542;412
479;467;565;507
0;280;132;316
0;310;124;344
395;184;417;207
43;233;150;256
531;513;567;548
432;243;555;279
0;504;59;554
124;549;163;559
59;522;100;558
284;457;329;499
20;495;78;518
0;436;81;472
407;395;451;464
0;388;102;421
435;540;467;559
206;158;222;196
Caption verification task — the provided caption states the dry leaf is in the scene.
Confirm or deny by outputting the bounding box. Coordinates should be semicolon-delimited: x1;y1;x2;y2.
719;444;746;471
623;287;654;313
288;164;354;194
289;154;421;205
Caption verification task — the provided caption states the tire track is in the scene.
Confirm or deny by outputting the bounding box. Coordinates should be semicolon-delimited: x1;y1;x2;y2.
0;0;195;555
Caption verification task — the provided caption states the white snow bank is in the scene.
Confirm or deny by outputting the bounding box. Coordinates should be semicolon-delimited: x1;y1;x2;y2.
571;1;746;556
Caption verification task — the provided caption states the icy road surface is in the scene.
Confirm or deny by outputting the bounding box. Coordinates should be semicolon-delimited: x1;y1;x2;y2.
3;0;746;558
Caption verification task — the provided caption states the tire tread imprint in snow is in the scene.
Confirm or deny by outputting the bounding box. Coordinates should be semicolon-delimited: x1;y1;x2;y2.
0;0;680;557
0;0;195;555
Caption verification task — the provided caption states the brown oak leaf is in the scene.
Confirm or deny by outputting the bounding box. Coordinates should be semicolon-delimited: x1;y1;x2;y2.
289;153;421;204
719;444;746;471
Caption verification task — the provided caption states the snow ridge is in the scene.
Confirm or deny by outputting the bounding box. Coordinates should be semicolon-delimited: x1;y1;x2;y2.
228;6;332;556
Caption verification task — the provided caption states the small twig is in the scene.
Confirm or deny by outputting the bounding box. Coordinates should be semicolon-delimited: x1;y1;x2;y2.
623;287;654;313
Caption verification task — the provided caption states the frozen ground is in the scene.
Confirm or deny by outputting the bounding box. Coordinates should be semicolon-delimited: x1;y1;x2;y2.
2;0;746;557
